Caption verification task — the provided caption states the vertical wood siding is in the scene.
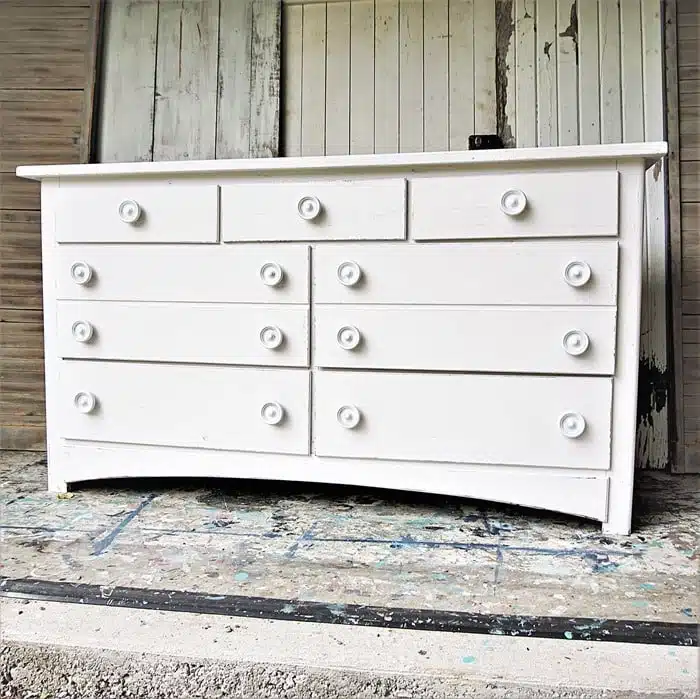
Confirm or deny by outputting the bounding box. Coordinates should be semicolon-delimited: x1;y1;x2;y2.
676;0;700;471
0;0;101;451
281;0;668;470
98;0;282;162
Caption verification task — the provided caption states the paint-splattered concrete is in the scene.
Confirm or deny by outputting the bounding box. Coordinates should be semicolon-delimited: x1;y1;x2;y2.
0;451;697;622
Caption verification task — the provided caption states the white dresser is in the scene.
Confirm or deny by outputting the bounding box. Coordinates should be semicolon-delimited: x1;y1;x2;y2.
17;142;667;535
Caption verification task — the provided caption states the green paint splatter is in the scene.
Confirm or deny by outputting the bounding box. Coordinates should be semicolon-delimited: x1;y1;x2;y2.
681;669;689;675
234;571;249;582
564;631;574;640
631;600;649;608
639;582;656;590
432;573;447;581
462;656;477;664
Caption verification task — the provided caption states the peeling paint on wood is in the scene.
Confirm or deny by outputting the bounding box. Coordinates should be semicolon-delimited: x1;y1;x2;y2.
495;0;515;146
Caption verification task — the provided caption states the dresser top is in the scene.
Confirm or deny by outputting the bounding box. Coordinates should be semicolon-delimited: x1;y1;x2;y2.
16;141;667;181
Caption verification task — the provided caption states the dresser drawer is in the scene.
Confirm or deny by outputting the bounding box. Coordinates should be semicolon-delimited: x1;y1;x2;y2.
314;306;616;375
220;178;406;242
410;169;619;240
57;302;309;367
59;362;310;455
313;241;618;305
55;181;219;243
314;371;612;470
55;245;309;303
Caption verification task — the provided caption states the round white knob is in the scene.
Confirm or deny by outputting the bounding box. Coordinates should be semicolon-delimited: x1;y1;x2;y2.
559;412;586;439
74;391;97;414
564;261;592;288
297;195;322;220
563;330;590;356
337;325;361;350
70;261;93;286
337;405;361;429
260;262;284;287
500;189;528;216
260;325;284;349
118;199;141;224
337;261;362;287
72;320;94;343
261;401;285;425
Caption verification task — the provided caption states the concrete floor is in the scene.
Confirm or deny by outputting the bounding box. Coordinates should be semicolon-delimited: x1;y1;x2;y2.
0;451;698;697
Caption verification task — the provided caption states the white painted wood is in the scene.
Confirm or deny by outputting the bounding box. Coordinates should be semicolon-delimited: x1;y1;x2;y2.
349;0;375;154
221;178;406;241
313;305;617;374
398;0;423;152
282;3;304;156
325;1;351;156
57;302;310;367
578;0;601;145
17;142;668;179
620;0;645;142
54;182;219;244
19;146;663;533
410;169;619;240
473;0;496;133
557;0;579;145
153;0;219;161
59;362;311;455
536;0;559;147
312;240;620;305
448;0;474;150
301;3;326;155
55;245;310;304
58;442;611;522
598;0;622;144
98;0;158;163
314;371;613;470
216;0;253;158
423;0;449;152
249;0;282;158
515;0;537;148
374;0;399;154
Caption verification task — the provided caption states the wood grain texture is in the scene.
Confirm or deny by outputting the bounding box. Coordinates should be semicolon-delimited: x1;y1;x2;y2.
556;0;578;145
423;0;449;152
620;0;645;141
374;0;399;153
536;0;558;146
449;0;474;150
282;3;303;155
398;0;423;152
250;0;282;157
97;0;158;162
350;0;375;154
153;0;220;161
325;1;350;155
301;3;326;155
599;0;622;144
578;0;601;144
473;0;496;133
515;0;536;147
216;0;253;158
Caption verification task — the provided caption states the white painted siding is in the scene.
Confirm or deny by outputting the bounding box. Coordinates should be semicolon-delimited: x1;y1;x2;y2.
281;0;669;470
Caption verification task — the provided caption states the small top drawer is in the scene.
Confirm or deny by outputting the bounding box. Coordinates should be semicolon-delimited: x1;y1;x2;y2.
55;181;219;243
410;169;619;240
56;244;310;303
313;240;618;306
221;178;406;242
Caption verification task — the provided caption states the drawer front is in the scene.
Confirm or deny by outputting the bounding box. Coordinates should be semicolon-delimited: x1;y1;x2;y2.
314;371;612;470
410;169;619;240
221;179;406;242
59;362;310;455
55;245;310;303
58;302;310;367
313;240;618;306
55;182;219;243
314;306;617;375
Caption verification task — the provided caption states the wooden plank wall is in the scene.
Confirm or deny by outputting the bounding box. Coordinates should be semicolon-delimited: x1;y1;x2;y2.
282;0;670;469
98;0;282;162
0;0;101;451
676;0;700;470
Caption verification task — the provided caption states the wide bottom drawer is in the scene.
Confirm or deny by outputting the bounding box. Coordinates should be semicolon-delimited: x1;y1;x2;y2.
58;362;310;455
314;371;612;470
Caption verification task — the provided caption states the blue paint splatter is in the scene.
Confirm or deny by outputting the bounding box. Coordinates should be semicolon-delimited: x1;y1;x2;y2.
432;573;447;581
234;571;249;582
639;582;656;590
564;631;574;640
680;608;693;617
281;603;297;614
631;600;649;608
91;494;157;556
462;656;477;664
